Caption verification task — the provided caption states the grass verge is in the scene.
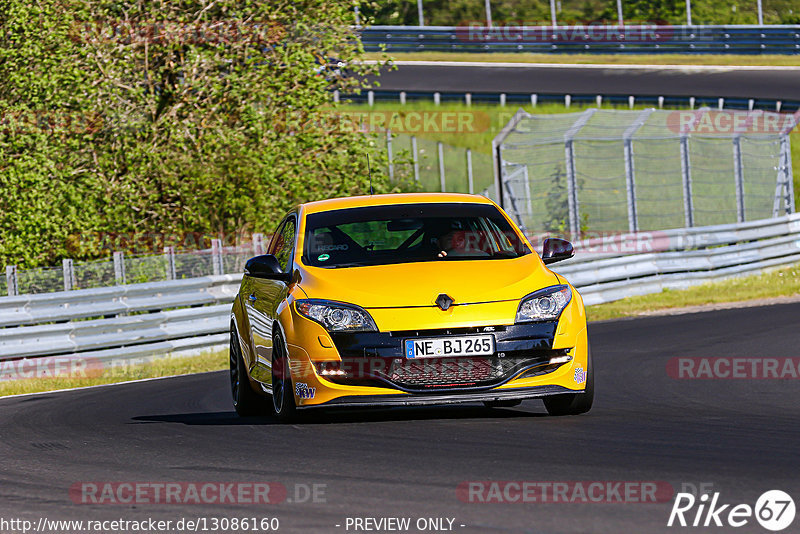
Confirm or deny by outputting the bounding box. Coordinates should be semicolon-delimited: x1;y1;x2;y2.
0;349;228;398
365;51;800;67
586;263;800;321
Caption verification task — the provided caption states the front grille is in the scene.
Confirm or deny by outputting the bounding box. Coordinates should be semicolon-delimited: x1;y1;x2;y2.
386;356;513;388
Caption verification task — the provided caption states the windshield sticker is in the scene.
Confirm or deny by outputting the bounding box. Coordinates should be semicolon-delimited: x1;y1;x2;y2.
317;254;330;262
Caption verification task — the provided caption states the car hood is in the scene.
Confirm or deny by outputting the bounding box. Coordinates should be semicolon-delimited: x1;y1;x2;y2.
297;254;559;309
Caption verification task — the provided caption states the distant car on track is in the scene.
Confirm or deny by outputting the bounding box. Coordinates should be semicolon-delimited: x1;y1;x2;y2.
230;193;592;421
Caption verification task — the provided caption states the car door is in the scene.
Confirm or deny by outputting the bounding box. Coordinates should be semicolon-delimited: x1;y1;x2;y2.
246;214;297;386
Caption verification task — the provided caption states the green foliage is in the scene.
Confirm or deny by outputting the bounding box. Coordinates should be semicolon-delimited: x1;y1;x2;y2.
0;0;397;268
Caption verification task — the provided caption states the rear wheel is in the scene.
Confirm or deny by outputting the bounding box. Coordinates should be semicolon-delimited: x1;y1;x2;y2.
544;348;594;416
271;333;298;423
230;324;267;416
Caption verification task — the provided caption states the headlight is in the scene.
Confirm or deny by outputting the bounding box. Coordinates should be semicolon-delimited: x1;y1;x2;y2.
296;299;378;332
515;285;572;323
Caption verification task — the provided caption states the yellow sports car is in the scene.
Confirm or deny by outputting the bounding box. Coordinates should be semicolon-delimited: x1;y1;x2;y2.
230;193;592;421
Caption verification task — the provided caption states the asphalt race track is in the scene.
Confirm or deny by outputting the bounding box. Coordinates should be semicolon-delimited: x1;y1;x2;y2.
1;303;799;533
367;61;800;101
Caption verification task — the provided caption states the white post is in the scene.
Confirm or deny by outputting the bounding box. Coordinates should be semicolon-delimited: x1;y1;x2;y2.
680;136;695;227
733;136;745;222
252;233;266;256
531;94;538;107
686;0;692;26
550;0;558;27
387;129;394;181
6;265;18;296
63;258;76;291
411;136;420;182
466;149;474;194
400;91;406;105
211;239;223;276
333;90;339;103
164;246;177;280
113;251;126;285
438;141;446;192
433;92;440;105
465;93;472;106
417;0;424;26
563;109;598;237
596;95;602;107
485;0;492;27
354;5;360;26
757;0;764;26
616;0;624;27
500;93;506;107
367;90;374;107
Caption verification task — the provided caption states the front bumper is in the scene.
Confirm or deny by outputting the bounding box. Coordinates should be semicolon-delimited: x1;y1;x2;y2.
285;321;589;408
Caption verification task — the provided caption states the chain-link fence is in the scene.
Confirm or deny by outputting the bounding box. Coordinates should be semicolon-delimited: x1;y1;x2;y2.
494;108;796;236
2;239;264;297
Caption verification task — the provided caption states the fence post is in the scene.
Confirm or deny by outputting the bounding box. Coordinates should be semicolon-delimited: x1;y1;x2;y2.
252;233;266;256
386;129;394;181
680;135;695;227
399;91;406;105
6;265;18;296
563;109;597;238
437;141;446;192
411;136;420;182
466;148;474;194
63;259;76;291
774;134;795;216
164;246;177;280
622;108;655;233
211;239;223;276
732;136;746;222
113;251;126;285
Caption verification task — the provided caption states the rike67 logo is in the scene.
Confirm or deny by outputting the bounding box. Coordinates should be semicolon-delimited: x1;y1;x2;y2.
668;490;795;531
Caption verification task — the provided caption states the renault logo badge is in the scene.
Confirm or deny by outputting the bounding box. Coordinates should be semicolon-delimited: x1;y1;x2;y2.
435;294;454;311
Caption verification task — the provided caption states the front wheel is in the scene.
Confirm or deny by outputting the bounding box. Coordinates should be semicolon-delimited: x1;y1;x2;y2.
271;332;298;423
543;348;594;416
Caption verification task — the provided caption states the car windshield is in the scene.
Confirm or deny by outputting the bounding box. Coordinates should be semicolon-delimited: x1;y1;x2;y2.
302;202;530;268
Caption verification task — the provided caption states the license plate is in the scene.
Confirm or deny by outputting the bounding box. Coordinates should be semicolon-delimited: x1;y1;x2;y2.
404;335;495;358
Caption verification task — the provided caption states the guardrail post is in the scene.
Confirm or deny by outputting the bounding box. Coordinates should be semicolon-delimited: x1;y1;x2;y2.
399;91;406;105
434;92;440;106
531;94;537;107
732;136;746;222
465;93;472;106
367;91;374;107
466;148;474;194
113;251;126;285
386;129;394;181
437;141;446;192
680;135;695;227
252;234;266;256
164;246;177;280
6;265;18;296
333;90;339;103
211;239;223;276
63;259;76;291
411;136;420;182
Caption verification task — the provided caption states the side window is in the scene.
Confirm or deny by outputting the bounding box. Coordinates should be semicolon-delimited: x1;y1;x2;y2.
269;217;296;273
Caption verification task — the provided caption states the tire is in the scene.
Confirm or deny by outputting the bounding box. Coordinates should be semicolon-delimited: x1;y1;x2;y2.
271;332;298;423
230;324;267;416
483;400;522;408
543;348;594;416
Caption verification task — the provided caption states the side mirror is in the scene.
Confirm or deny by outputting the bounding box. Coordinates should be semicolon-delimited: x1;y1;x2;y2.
244;255;292;283
541;238;574;265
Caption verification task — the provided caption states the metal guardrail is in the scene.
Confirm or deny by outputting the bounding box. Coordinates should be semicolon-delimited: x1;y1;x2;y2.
361;25;800;54
0;215;798;365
